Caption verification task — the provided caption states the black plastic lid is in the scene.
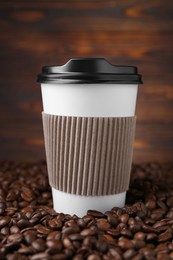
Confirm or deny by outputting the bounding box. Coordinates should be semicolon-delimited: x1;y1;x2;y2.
37;58;143;84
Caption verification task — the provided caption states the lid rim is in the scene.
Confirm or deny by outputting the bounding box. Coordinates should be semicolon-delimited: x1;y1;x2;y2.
37;58;143;84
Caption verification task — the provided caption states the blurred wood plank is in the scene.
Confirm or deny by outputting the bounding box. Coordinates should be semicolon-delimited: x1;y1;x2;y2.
0;0;173;32
0;0;173;162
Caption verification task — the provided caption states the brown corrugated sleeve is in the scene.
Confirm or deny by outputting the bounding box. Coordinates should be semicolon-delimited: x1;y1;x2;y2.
42;113;136;196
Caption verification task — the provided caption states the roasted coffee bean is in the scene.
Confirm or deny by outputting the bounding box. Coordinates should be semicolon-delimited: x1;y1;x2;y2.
0;216;11;228
108;248;122;259
134;231;146;240
118;238;134;250
30;252;49;260
10;225;20;234
51;253;67;260
132;239;146;250
129;223;141;233
139;247;156;258
87;253;102;260
120;228;133;238
131;254;143;260
77;218;86;228
7;233;23;243
62;226;80;235
1;226;10;235
96;219;111;231
73;254;84;260
47;231;61;241
141;224;156;233
63;237;74;250
48;217;62;230
21;187;34;202
153;220;167;228
167;197;173;207
96;238;108;253
146;232;158;243
107;214;119;227
68;233;83;241
34;224;51;235
106;228;120;238
145;199;157;210
150;208;165;221
23;230;37;245
18;245;34;254
120;214;129;224
17;219;32;229
80;228;97;236
32;238;46;252
169;252;173;259
123;248;137;259
87;210;105;218
158;231;172;242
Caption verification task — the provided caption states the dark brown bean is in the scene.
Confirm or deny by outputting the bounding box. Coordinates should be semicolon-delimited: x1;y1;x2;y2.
129;223;141;233
1;227;10;235
131;254;143;260
47;231;61;241
0;216;11;228
96;219;110;231
158;231;172;242
139;247;156;258
18;245;34;254
17;219;32;229
23;230;37;245
123;248;137;259
145;199;157;210
118;238;134;250
120;229;133;238
51;253;68;260
87;210;105;218
68;233;83;241
32;238;46;252
120;214;129;224
62;226;80;236
87;254;101;260
108;248;122;259
107;214;119;227
96;238;108;253
150;208;165;221
30;252;49;260
63;237;74;250
10;225;20;234
146;233;158;243
48;217;62;230
132;239;146;250
7;233;23;243
34;224;51;235
21;187;34;202
134;232;146;241
80;228;97;236
167;197;173;207
46;239;63;254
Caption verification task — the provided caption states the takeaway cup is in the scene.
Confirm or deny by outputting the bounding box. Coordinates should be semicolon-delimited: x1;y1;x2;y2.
37;58;142;216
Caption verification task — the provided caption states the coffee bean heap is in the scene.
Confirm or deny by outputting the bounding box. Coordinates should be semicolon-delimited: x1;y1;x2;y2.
0;162;173;260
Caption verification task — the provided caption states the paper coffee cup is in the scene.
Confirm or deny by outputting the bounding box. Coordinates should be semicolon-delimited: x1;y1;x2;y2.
37;58;142;216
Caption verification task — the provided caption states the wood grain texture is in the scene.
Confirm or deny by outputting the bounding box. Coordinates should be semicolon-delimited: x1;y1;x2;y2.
0;0;173;162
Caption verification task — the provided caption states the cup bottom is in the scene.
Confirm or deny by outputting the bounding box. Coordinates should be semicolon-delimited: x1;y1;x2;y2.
52;188;126;217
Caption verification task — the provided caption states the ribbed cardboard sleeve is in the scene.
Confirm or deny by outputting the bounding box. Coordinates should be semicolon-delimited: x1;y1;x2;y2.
42;113;136;196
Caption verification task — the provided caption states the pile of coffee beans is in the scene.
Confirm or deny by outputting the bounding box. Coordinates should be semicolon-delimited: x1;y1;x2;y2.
0;161;173;259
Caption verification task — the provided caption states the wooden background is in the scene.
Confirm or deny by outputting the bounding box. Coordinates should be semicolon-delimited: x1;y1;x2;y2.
0;0;173;162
